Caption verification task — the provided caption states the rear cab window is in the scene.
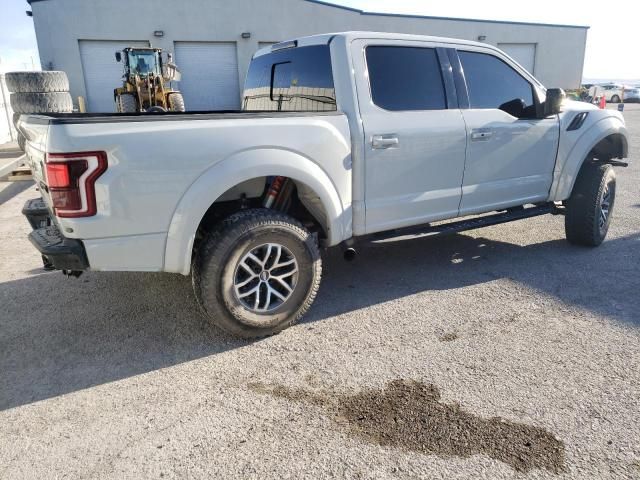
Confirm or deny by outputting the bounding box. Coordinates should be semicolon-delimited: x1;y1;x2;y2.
243;45;336;112
365;46;447;111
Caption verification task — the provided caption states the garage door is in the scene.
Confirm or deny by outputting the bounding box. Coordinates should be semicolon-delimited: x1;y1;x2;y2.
498;43;536;75
174;42;240;111
79;40;150;113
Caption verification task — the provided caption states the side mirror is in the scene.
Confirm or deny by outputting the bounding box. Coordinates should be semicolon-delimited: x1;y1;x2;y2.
543;88;565;117
115;51;122;62
499;98;526;118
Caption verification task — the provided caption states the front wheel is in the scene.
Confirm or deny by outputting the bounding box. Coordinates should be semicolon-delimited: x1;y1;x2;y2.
192;209;322;338
610;94;620;103
116;93;138;113
565;162;616;247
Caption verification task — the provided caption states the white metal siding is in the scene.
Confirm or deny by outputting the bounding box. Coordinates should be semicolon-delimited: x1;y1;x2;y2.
79;40;150;113
174;42;240;111
498;43;536;74
0;75;16;144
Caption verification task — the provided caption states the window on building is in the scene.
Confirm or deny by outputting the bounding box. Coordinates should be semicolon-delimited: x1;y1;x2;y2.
458;50;536;117
366;46;446;111
243;45;336;112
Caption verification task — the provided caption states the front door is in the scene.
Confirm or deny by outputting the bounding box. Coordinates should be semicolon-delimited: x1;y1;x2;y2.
455;49;560;215
352;41;468;234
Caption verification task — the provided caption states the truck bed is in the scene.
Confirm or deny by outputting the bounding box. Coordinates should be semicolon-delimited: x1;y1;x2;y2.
17;108;352;274
22;110;342;125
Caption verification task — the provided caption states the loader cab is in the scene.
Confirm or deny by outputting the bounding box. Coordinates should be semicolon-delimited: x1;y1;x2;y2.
120;48;163;79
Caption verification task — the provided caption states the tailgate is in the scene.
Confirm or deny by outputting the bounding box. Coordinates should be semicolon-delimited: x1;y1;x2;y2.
17;115;51;202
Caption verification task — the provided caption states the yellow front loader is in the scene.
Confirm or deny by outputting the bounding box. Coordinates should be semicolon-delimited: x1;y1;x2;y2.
114;47;185;113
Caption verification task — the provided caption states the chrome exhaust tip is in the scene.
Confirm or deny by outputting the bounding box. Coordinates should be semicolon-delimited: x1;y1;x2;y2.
343;247;357;262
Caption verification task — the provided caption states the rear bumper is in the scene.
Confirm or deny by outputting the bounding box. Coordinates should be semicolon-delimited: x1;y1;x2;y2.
23;198;90;271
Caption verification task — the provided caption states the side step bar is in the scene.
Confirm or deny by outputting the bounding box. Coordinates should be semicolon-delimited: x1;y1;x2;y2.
371;203;560;243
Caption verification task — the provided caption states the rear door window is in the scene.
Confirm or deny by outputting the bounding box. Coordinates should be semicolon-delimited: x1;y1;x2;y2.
243;45;336;112
366;46;446;111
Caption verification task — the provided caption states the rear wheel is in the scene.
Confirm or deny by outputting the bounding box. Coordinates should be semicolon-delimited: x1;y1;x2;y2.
192;209;322;338
611;94;620;103
565;162;616;247
116;94;138;113
167;93;186;112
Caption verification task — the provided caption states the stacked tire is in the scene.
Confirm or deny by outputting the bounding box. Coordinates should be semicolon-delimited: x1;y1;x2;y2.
5;71;73;151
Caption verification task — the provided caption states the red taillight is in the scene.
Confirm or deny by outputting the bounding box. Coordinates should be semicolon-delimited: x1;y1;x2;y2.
45;151;108;218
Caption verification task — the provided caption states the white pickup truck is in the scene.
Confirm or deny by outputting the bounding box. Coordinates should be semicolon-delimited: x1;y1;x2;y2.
18;32;629;338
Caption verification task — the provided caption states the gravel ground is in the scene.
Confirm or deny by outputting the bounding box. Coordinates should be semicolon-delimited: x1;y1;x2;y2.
1;105;639;479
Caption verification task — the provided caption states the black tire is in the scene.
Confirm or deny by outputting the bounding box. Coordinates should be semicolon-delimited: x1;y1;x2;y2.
17;132;26;152
5;71;69;93
192;209;322;338
610;94;620;104
116;94;138;113
167;93;186;112
10;92;73;114
565;162;616;247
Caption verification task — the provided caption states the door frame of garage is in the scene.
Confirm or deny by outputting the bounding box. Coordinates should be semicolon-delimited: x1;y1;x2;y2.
497;42;538;75
173;40;242;111
78;39;151;113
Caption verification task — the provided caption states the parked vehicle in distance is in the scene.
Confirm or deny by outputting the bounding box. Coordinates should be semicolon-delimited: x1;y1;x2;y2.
623;85;640;103
600;83;624;103
18;32;629;338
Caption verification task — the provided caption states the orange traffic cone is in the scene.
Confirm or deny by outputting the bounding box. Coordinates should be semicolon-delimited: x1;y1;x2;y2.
599;94;606;109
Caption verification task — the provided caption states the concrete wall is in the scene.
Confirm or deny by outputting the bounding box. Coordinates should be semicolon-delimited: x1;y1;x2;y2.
30;0;588;106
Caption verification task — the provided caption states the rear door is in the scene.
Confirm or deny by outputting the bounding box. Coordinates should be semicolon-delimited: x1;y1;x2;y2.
351;40;467;234
454;49;559;215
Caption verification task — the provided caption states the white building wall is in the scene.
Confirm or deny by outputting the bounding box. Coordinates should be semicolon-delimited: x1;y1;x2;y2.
0;75;17;145
29;0;588;110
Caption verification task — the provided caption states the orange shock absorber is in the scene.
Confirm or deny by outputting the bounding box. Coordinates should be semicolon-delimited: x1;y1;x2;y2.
263;176;286;209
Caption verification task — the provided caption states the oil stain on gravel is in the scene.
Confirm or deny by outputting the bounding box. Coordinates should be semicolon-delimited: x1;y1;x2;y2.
250;380;566;474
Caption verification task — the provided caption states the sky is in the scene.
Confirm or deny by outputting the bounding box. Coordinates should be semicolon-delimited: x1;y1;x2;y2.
0;0;637;80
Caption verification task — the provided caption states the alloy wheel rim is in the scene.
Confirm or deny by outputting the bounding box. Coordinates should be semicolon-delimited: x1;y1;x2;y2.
599;186;611;231
233;243;299;313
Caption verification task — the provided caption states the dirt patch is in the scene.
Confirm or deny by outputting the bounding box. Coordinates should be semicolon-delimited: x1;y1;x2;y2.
250;380;566;474
439;332;459;342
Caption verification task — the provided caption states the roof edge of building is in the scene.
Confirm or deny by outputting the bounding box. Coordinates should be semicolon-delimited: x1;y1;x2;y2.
26;0;590;30
304;0;590;30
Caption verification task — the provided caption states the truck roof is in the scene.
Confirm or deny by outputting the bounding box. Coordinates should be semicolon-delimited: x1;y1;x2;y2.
254;31;495;58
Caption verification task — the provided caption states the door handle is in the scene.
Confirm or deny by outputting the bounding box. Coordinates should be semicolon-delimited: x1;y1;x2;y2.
372;134;399;149
471;129;493;141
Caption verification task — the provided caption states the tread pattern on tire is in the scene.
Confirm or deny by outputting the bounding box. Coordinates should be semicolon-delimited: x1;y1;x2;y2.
10;92;73;114
192;209;322;338
17;132;26;152
117;94;138;113
5;71;69;93
565;161;615;247
168;93;186;112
